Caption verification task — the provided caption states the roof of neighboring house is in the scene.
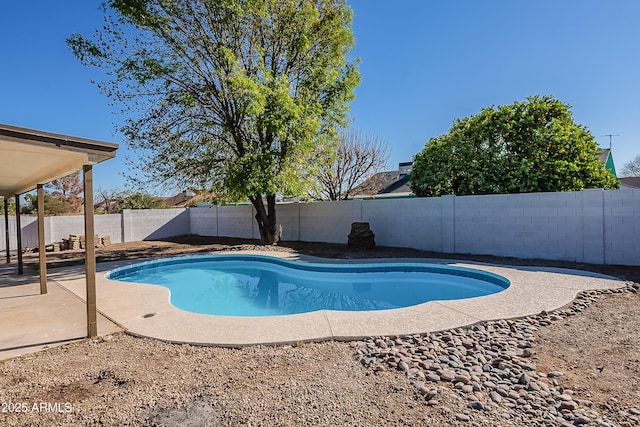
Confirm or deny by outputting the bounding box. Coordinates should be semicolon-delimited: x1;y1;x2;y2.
598;148;617;178
163;191;198;207
351;171;412;198
598;148;611;163
619;177;640;189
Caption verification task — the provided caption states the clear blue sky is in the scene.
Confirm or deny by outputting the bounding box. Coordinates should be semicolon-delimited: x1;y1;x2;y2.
1;1;638;195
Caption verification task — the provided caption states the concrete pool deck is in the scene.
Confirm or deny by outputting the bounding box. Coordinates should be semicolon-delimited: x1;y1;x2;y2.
41;251;626;347
0;262;121;360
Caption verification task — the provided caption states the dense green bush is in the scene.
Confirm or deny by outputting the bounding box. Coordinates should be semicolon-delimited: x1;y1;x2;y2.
411;96;618;197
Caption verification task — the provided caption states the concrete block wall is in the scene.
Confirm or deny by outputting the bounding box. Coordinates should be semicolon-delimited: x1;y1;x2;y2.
94;214;125;244
0;216;37;251
604;188;640;265
581;189;606;264
0;215;38;251
44;214;125;245
2;189;638;266
217;205;254;239
453;192;586;262
47;215;84;244
299;200;361;244
275;203;301;242
362;197;444;252
122;209;190;241
190;206;218;237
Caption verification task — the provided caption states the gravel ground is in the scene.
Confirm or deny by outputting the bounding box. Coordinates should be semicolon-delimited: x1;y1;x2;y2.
2;236;639;426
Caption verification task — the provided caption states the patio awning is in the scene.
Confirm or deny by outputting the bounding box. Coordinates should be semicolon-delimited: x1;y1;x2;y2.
1;123;118;338
0;124;118;197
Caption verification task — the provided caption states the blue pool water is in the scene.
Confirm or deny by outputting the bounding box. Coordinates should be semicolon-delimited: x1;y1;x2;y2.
107;255;509;317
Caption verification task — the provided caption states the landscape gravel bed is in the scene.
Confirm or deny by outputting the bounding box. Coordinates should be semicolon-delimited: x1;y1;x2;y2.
355;283;639;427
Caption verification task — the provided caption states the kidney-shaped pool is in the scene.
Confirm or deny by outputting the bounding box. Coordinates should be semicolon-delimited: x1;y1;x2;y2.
106;254;510;317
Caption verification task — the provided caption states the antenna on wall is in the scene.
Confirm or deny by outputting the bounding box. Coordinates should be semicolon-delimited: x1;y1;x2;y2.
603;134;619;150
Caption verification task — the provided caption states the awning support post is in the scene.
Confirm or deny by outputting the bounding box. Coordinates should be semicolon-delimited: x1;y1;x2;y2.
83;165;98;338
4;197;9;263
15;194;23;275
37;184;47;294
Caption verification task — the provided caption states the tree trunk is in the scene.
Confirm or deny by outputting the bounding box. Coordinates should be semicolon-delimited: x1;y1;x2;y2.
249;195;279;245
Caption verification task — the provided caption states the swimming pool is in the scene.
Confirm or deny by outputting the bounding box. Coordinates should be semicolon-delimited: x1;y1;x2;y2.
107;254;510;317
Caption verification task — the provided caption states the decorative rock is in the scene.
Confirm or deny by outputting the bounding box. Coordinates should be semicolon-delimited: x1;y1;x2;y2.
438;370;456;382
483;381;497;389
467;401;485;410
559;400;578;411
455;413;471;422
419;387;437;400
461;384;474;394
425;373;440;382
454;374;471;384
347;222;375;250
518;373;529;385
574;415;591;424
527;382;540;392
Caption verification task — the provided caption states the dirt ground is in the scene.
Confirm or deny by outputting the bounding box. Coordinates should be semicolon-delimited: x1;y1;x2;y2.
3;235;638;426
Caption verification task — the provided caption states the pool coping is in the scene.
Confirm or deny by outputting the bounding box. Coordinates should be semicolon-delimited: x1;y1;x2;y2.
46;251;625;347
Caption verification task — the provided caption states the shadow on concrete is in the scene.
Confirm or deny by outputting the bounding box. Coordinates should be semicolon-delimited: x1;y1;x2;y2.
0;337;85;354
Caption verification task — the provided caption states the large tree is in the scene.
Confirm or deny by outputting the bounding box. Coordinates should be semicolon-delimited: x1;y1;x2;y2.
47;171;84;213
68;0;359;243
22;194;69;216
620;154;640;177
0;197;16;215
315;128;389;200
411;96;619;197
120;191;167;210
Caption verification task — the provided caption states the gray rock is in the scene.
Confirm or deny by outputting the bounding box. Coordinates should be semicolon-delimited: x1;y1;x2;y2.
455;413;471;422
518;373;529;385
438;370;456;382
467;401;485;410
419;387;437;400
527;381;541;392
425;373;440;382
490;391;503;403
574;414;591;424
560;400;578;411
454;374;471;384
483;380;497;389
461;384;474;394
